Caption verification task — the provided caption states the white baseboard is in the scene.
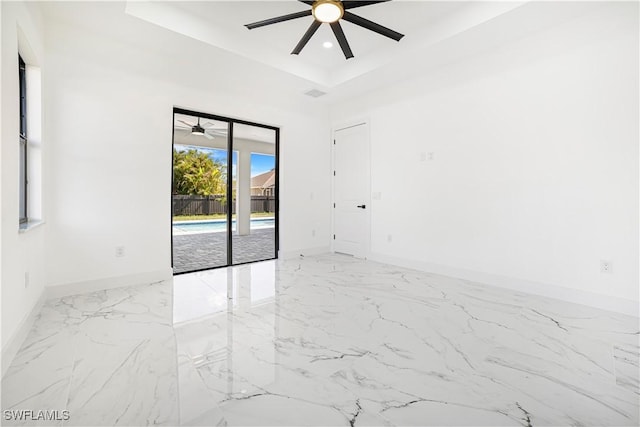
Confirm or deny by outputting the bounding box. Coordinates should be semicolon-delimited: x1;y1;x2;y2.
45;268;174;299
2;292;46;377
367;252;639;318
279;246;330;260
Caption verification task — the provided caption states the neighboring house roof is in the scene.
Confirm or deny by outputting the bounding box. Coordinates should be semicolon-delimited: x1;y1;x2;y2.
251;169;275;189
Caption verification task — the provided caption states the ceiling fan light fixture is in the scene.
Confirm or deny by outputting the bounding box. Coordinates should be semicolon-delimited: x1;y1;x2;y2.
245;0;404;59
312;0;343;24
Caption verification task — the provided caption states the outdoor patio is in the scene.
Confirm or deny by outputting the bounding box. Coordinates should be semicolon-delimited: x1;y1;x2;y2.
172;228;276;274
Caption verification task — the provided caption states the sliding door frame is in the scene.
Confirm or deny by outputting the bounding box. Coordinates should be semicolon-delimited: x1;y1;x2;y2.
171;107;280;274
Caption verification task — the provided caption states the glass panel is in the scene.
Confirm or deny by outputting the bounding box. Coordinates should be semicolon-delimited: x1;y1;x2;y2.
231;123;277;264
19;56;26;137
172;113;229;273
19;137;27;222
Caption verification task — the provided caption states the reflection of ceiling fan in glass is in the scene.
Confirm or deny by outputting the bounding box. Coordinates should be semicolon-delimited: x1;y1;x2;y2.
175;117;227;140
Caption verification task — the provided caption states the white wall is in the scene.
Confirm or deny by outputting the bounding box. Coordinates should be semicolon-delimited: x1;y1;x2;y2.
43;6;330;288
331;3;639;312
1;2;47;353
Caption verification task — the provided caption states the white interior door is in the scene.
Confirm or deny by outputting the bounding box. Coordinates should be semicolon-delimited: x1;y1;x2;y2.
333;123;370;258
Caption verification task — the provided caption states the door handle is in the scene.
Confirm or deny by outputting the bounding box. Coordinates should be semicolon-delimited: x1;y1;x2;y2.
357;205;366;209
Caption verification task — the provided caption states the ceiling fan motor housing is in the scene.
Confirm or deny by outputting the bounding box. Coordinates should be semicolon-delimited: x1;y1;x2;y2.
191;124;205;135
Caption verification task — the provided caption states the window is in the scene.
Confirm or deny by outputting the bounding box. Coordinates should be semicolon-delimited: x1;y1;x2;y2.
19;55;28;224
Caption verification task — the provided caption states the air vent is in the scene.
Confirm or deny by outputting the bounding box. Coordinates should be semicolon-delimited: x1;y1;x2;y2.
305;89;327;98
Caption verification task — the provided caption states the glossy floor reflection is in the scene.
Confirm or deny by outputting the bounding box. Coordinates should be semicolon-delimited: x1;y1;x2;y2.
2;254;638;426
174;255;639;426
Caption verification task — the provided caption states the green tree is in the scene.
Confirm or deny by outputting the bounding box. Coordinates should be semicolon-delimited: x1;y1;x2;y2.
173;148;226;195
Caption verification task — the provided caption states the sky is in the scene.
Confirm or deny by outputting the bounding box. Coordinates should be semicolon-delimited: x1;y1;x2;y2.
175;144;274;177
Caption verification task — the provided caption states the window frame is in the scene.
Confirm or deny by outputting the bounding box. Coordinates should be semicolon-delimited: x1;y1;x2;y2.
19;54;28;225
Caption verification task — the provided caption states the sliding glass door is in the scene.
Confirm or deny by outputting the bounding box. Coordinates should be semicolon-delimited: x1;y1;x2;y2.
231;123;277;265
172;109;278;274
171;112;230;273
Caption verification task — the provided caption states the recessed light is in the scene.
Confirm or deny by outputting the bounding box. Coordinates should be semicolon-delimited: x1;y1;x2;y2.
323;41;333;49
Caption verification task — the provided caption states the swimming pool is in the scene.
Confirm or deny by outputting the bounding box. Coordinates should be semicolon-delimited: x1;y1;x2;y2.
172;218;275;234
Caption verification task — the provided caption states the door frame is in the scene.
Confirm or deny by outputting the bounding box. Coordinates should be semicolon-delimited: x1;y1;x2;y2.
331;118;371;258
171;107;280;274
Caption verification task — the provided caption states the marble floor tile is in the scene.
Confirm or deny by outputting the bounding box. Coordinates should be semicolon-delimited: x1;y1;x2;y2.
1;329;76;427
615;343;640;395
2;254;639;426
64;333;179;426
172;255;639;426
1;281;177;427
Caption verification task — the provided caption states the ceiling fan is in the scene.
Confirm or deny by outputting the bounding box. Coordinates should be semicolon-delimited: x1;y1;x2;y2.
175;117;226;140
245;0;404;59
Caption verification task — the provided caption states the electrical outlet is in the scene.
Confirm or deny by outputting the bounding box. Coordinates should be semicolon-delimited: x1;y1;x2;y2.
420;152;427;162
600;260;612;274
115;246;125;258
387;234;392;243
428;152;435;161
24;272;29;289
311;229;316;237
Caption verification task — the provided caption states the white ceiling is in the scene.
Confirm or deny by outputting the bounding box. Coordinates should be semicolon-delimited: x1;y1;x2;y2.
124;1;528;89
170;1;465;69
40;1;604;105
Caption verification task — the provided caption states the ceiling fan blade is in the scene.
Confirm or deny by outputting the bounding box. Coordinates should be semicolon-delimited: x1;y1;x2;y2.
204;132;215;140
201;121;222;129
292;20;322;55
177;119;194;127
298;0;314;5
342;1;391;10
245;10;311;30
342;11;404;41
175;125;190;130
330;21;354;59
